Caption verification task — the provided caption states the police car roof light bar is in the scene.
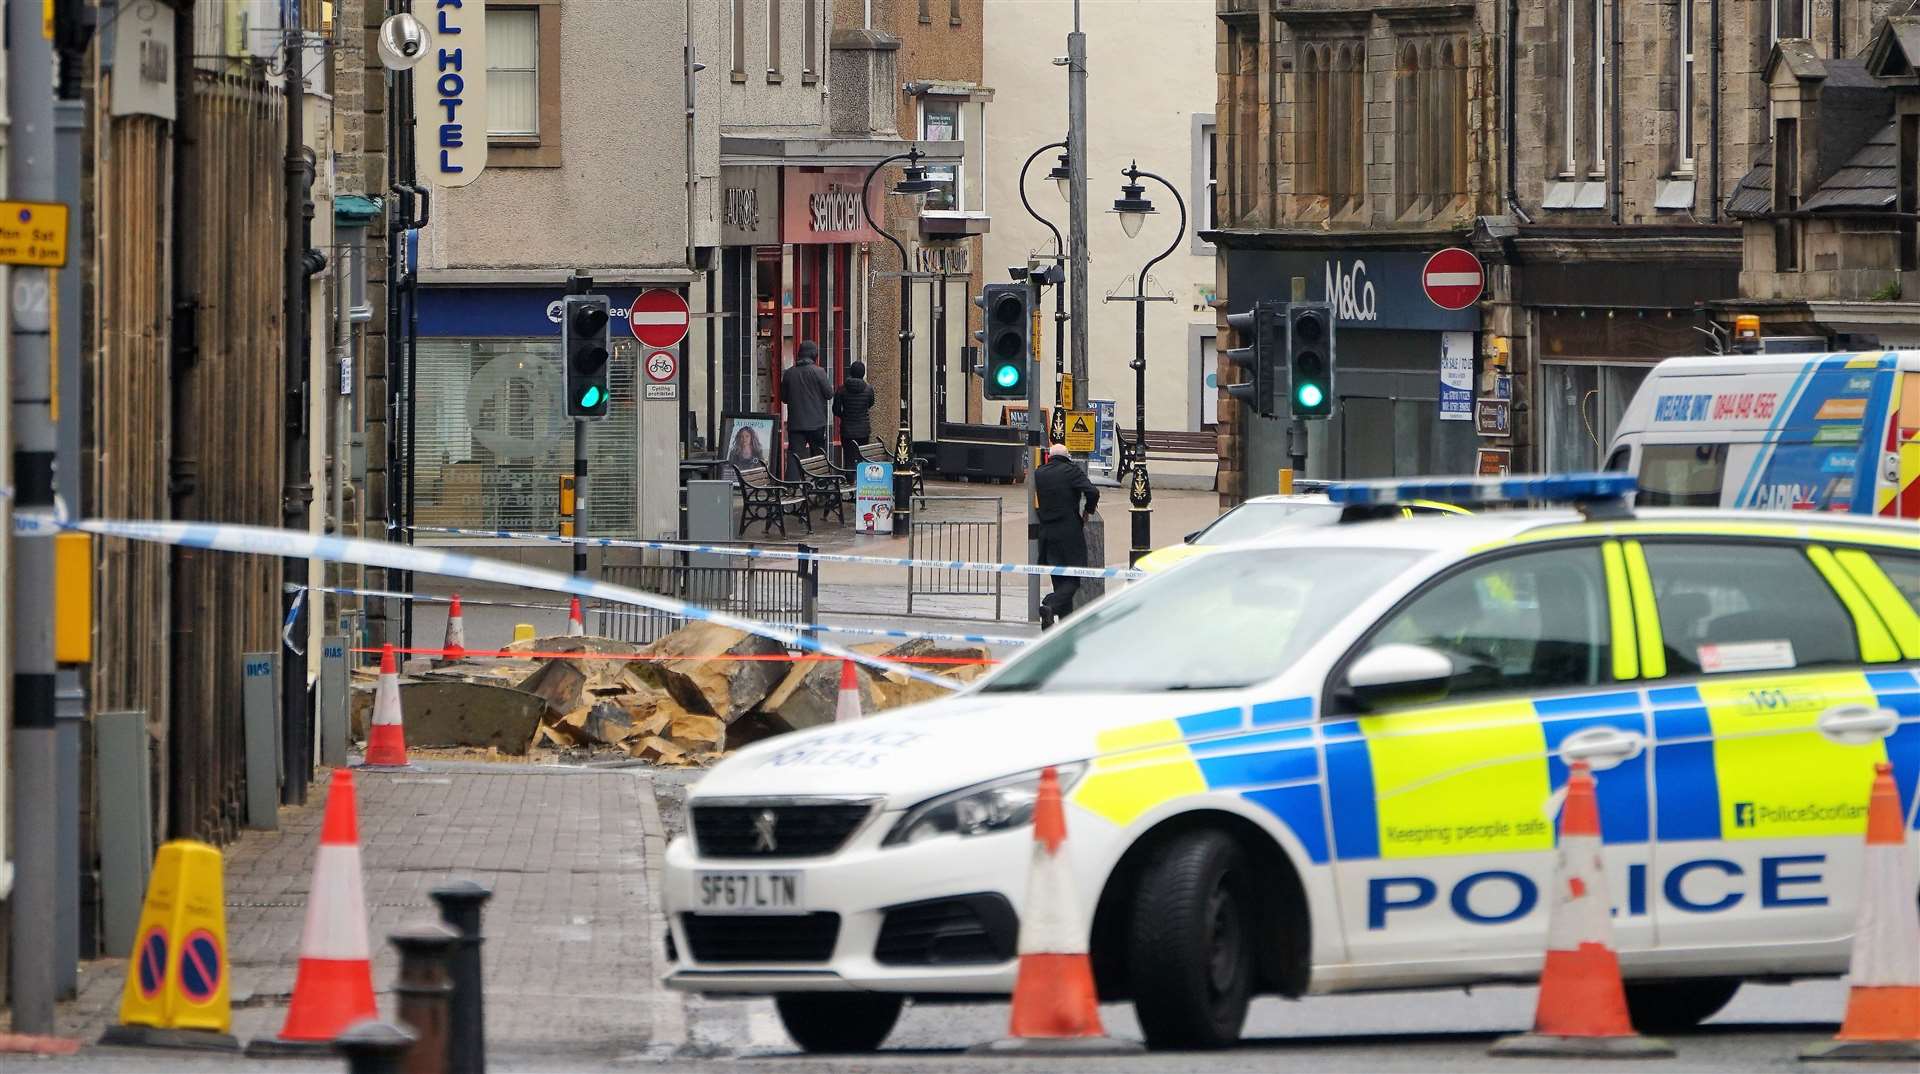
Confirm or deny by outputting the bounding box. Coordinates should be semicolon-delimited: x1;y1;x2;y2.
1325;473;1637;518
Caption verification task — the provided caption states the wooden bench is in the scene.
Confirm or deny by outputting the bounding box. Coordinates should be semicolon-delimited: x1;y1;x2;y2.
733;463;812;537
850;439;925;498
796;453;848;525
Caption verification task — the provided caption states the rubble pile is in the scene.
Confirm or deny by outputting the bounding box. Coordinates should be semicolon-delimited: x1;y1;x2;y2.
354;623;989;765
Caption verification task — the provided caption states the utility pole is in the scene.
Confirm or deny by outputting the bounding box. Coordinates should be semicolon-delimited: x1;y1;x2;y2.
1063;0;1090;399
1024;261;1049;623
570;273;593;579
282;24;314;806
8;0;61;1032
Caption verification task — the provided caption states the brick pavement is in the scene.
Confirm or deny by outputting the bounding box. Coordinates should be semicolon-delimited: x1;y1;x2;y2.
35;764;674;1066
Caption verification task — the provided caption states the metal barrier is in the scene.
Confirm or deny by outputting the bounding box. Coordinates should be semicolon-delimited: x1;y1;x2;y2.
594;545;818;644
907;496;1003;621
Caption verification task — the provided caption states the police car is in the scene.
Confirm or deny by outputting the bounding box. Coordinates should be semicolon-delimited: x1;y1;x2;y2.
1134;489;1471;574
660;475;1920;1053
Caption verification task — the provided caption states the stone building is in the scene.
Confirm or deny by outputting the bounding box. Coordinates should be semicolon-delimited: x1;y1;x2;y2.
1722;19;1920;345
1207;0;1903;497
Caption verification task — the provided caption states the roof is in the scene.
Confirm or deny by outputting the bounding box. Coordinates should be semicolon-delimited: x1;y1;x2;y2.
1802;118;1897;212
1230;508;1920;556
1726;57;1895;219
1866;16;1920;79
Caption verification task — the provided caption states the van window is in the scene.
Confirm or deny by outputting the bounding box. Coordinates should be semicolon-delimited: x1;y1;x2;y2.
1636;443;1727;506
1604;447;1630;473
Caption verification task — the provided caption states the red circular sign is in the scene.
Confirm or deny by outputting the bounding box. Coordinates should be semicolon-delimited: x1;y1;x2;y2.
629;288;690;348
1422;247;1484;311
644;349;678;383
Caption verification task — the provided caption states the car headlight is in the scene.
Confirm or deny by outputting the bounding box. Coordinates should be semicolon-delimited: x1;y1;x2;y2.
883;763;1087;847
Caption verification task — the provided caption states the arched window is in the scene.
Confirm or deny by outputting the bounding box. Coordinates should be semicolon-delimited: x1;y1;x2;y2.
1396;42;1423;215
1335;43;1364;213
1296;46;1324;200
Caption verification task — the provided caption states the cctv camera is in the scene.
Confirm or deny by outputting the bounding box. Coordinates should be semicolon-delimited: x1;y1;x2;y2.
1008;266;1030;281
377;13;431;71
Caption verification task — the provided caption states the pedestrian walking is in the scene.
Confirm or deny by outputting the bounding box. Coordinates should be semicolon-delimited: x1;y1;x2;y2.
1034;443;1098;629
780;340;835;479
833;359;876;466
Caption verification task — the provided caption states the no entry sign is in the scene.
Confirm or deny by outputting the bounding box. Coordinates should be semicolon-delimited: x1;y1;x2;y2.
629;288;690;348
1422;248;1484;311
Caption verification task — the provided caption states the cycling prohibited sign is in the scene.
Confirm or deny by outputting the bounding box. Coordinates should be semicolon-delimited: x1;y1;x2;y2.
644;350;678;382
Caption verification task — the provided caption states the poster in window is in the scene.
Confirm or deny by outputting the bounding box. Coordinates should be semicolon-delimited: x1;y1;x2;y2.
721;412;778;480
1439;331;1473;421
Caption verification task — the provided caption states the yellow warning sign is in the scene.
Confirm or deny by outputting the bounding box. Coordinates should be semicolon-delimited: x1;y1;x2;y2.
117;840;233;1035
1064;410;1098;454
1061;374;1075;410
0;201;69;267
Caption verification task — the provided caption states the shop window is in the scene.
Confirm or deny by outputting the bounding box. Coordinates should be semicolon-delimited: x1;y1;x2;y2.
1540;364;1649;471
920;98;963;212
487;3;561;167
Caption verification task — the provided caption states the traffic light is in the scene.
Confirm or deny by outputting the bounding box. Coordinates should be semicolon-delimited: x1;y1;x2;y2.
1223;302;1278;418
563;293;611;418
974;283;1030;401
1287;302;1335;419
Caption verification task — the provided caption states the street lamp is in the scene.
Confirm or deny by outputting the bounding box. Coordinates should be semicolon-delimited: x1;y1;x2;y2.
861;144;935;531
1020;140;1070;428
1048;151;1073;204
1109;161;1185;566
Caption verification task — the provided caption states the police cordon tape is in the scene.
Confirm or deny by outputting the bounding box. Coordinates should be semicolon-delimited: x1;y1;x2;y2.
290;582;1034;648
408;524;1144;581
362;646;997;666
10;513;954;688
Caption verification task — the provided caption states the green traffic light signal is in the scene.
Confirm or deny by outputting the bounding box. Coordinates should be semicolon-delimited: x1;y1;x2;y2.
994;363;1020;389
1296;382;1324;409
579;385;605;408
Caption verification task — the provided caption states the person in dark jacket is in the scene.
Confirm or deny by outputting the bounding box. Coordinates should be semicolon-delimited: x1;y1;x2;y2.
1034;443;1099;628
832;359;876;466
779;340;835;479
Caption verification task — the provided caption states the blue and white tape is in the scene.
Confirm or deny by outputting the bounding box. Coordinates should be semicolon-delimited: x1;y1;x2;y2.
14;513;954;687
293;583;1034;648
408;524;1143;582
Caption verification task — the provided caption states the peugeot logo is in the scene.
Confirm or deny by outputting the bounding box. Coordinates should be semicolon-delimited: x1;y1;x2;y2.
753;809;779;852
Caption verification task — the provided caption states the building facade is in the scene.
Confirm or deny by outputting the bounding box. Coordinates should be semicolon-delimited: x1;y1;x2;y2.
1206;0;1887;498
983;0;1218;486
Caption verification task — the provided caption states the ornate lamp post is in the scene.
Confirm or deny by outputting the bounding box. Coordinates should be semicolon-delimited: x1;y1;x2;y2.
1108;161;1185;566
860;145;937;531
1019;140;1070;441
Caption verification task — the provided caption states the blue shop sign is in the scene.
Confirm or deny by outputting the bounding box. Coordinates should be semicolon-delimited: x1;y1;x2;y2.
1226;250;1481;332
417;287;667;338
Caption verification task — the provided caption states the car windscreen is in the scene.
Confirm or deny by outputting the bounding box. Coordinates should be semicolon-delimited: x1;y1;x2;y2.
979;548;1422;694
1194;501;1343;543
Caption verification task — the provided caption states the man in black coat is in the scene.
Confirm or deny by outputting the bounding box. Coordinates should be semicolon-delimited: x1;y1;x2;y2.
832;359;876;466
780;341;835;478
1034;443;1099;628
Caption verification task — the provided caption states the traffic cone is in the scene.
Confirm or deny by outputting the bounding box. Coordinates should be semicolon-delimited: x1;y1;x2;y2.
1801;762;1920;1061
970;767;1142;1056
834;660;863;723
359;644;410;768
439;593;467;663
567;597;586;637
1491;760;1673;1058
245;770;377;1055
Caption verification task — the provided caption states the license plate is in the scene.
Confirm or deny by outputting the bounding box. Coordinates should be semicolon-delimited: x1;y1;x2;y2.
696;871;804;914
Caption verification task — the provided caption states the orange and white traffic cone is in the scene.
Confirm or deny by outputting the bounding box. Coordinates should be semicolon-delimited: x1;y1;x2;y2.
1801;761;1920;1061
245;770;377;1055
567;597;586;637
971;767;1142;1056
439;593;467;664
834;660;863;724
1491;760;1673;1058
359;644;410;768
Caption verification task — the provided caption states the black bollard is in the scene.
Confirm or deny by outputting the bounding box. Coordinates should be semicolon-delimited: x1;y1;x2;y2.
430;880;493;1074
390;923;460;1074
335;1020;416;1074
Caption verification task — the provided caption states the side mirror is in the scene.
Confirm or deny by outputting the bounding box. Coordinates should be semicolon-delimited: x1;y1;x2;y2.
1340;644;1454;711
1182;530;1200;544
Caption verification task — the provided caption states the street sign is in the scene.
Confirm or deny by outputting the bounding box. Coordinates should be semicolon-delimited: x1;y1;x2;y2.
644;349;678;383
0;201;69;267
630;288;690;348
1063;411;1097;455
1061;373;1075;410
1421;247;1484;311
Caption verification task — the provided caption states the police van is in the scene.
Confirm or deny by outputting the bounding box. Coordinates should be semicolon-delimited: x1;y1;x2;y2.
660;476;1920;1053
1606;350;1920;518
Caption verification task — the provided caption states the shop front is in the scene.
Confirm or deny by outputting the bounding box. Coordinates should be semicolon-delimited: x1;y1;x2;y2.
1225;248;1483;491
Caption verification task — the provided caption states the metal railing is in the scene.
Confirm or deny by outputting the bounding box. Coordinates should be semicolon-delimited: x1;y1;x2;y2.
594;544;818;644
907;495;1004;621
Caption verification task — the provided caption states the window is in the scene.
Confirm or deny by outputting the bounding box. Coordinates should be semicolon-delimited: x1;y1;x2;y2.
1868;552;1920;613
950;0;962;23
1677;0;1695;172
1395;38;1467;217
1193;501;1342;543
1771;0;1812;45
1359;546;1613;704
1540;364;1648;471
919;99;962;212
1642;543;1858;676
1775;117;1801;271
919;0;931;21
731;0;745;78
1635;443;1727;506
804;0;817;78
768;0;781;77
487;9;539;137
1298;42;1364;217
1901;116;1917;271
1192;115;1217;252
1227;26;1261;225
1559;0;1606;178
979;548;1421;694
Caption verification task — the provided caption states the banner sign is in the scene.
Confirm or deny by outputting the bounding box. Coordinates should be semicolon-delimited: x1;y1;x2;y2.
416;0;488;187
855;461;895;534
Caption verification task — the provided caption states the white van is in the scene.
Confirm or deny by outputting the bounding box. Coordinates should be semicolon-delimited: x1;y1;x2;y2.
1606;351;1920;519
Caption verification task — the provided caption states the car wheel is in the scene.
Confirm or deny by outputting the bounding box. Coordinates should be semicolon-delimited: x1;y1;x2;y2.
1623;978;1741;1034
773;993;904;1054
1127;829;1256;1049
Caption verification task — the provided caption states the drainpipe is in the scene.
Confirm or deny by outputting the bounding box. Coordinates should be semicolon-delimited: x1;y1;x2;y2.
1610;0;1623;224
1710;0;1722;223
1503;0;1531;223
685;0;699;272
